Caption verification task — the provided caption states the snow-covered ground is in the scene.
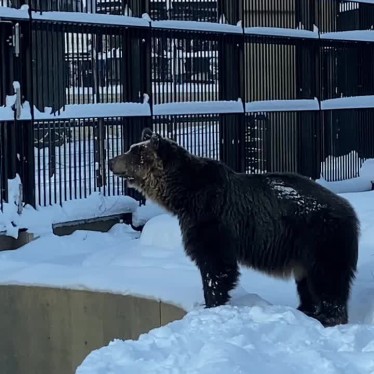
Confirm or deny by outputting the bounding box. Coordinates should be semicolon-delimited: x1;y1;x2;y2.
0;181;374;372
77;191;374;373
77;304;374;374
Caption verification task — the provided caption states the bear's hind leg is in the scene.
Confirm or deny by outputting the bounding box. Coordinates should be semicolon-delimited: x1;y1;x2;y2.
306;225;358;327
307;268;352;327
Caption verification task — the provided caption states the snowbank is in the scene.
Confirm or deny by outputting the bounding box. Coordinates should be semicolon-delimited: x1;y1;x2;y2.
140;214;182;250
77;304;374;374
0;190;139;237
317;177;372;194
318;158;374;193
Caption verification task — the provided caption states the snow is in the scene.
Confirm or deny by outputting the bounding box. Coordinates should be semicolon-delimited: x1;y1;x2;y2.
359;159;374;180
132;200;168;228
0;97;312;121
317;154;374;193
318;177;373;194
0;175;23;238
0;5;29;19
348;0;374;4
1;190;138;237
246;98;320;112
321;30;374;42
269;179;326;214
77;304;374;374
1;100;151;121
321;96;374;110
245;27;319;39
153;100;244;116
140;214;182;250
32;102;151;119
31;11;150;28
0;94;17;121
151;20;243;34
320;150;364;182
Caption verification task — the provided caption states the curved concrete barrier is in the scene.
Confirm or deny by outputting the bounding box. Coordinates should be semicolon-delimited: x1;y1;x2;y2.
0;285;186;374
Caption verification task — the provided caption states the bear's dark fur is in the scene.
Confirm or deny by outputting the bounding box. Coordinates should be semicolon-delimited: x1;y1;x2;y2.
109;128;360;327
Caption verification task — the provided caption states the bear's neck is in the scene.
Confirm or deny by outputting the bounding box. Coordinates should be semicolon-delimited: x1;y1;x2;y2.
140;158;199;216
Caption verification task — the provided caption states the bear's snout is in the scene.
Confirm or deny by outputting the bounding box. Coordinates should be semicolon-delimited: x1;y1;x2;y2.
108;154;133;178
108;156;123;174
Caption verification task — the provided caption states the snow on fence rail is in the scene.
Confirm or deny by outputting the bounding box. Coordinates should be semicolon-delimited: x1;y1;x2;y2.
245;99;320;113
1;4;374;43
4;97;374;122
153;100;244;116
0;5;29;19
150;20;243;34
244;27;319;40
320;30;374;43
31;10;150;27
321;96;374;110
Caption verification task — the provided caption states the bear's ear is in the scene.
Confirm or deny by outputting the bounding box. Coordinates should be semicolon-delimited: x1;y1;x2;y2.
150;133;162;149
141;128;153;141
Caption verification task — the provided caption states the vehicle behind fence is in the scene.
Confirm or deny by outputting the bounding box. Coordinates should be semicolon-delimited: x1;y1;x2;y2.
1;0;374;210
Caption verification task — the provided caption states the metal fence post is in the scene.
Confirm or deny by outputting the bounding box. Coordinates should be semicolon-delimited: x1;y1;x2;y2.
124;0;151;104
123;0;151;203
18;20;36;206
217;0;245;172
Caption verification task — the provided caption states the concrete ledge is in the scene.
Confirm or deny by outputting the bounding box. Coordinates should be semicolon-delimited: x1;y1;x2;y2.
0;230;35;251
0;285;186;374
52;213;133;236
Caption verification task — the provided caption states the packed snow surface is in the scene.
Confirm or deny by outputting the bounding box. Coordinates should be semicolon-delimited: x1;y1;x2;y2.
77;304;374;374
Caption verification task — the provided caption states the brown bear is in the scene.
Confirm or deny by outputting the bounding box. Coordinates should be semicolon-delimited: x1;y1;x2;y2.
109;128;359;327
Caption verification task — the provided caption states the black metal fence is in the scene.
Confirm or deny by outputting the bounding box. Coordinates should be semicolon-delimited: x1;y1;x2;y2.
1;0;374;210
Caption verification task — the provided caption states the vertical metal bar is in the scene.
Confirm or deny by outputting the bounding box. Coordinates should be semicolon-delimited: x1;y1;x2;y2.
87;119;92;196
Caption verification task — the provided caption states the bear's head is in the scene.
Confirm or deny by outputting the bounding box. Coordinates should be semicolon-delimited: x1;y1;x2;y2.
108;128;189;192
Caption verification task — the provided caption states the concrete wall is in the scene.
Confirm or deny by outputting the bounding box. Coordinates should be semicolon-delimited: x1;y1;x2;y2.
0;285;186;374
0;231;34;251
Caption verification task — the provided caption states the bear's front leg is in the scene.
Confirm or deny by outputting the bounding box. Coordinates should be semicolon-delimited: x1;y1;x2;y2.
199;263;239;308
183;221;240;308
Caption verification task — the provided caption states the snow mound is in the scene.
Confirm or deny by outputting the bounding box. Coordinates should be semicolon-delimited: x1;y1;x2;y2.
77;304;374;374
140;214;182;250
359;159;374;180
317;155;374;193
132;201;168;228
317;177;373;194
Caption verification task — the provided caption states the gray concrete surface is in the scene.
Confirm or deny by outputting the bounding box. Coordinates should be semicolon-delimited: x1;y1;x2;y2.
0;285;186;374
0;230;35;251
52;213;133;236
